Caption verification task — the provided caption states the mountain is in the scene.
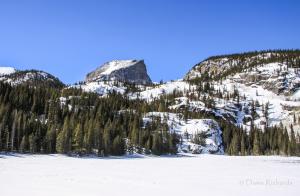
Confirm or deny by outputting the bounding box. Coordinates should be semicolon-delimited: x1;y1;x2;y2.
80;50;300;131
185;50;300;78
0;67;64;88
0;50;299;157
76;50;300;133
183;50;300;131
86;60;152;85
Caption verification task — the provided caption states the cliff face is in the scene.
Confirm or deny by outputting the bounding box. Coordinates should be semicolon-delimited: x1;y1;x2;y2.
184;51;300;95
86;60;152;85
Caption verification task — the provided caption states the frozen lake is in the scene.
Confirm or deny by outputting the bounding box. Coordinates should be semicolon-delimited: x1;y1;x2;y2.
0;154;299;196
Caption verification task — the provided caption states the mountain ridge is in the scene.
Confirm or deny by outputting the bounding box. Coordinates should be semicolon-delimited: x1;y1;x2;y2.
0;68;65;88
0;49;299;156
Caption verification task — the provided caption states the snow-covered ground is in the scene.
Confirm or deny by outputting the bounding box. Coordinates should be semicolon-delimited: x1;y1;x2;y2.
132;80;193;101
0;154;299;196
143;112;223;154
0;66;16;76
73;81;127;96
0;69;60;86
73;79;193;101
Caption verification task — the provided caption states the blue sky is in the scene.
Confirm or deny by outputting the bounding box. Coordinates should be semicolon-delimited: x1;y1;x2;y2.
0;0;299;84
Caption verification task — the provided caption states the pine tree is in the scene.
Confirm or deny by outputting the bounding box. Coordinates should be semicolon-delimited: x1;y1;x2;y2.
281;128;289;155
103;125;111;156
131;125;139;146
74;123;84;154
0;123;3;151
289;124;296;156
10;111;18;151
152;130;162;155
46;125;57;153
241;132;246;156
85;119;95;153
56;116;71;153
158;101;166;112
253;131;260;155
112;135;125;155
20;135;29;153
229;131;240;155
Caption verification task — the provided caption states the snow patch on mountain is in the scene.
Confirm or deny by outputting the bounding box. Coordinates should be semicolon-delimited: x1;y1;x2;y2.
75;79;194;101
292;90;300;100
73;81;127;96
0;69;64;88
169;97;206;111
0;66;16;76
131;80;194;101
238;62;300;95
1;71;55;85
97;60;138;75
143;112;224;154
208;63;300;132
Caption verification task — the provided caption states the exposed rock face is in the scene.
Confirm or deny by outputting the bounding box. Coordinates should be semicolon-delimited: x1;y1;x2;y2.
86;60;152;85
184;52;278;80
184;51;300;95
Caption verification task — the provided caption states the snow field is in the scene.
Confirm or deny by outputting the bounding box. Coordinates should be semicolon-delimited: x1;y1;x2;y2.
0;67;16;76
0;154;299;196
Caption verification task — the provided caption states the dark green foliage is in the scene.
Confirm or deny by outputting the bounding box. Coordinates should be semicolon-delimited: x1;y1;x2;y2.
220;121;300;156
0;81;179;156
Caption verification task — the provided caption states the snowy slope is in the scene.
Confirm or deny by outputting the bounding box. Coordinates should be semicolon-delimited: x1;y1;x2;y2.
1;154;299;196
0;66;16;76
182;58;300;132
143;112;223;154
96;60;138;75
74;79;194;101
292;90;300;100
209;62;300;131
73;81;127;96
0;70;64;87
240;62;300;95
131;80;194;101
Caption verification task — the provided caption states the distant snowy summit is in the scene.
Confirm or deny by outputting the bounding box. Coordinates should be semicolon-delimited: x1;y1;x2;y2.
86;59;152;85
0;66;64;88
0;66;16;76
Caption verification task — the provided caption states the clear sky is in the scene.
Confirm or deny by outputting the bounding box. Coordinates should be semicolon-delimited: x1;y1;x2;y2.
0;0;299;84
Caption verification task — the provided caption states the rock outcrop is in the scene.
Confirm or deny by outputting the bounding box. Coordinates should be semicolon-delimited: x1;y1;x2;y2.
86;60;152;85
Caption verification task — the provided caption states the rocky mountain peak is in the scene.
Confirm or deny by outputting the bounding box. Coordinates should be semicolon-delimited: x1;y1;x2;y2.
85;59;152;85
